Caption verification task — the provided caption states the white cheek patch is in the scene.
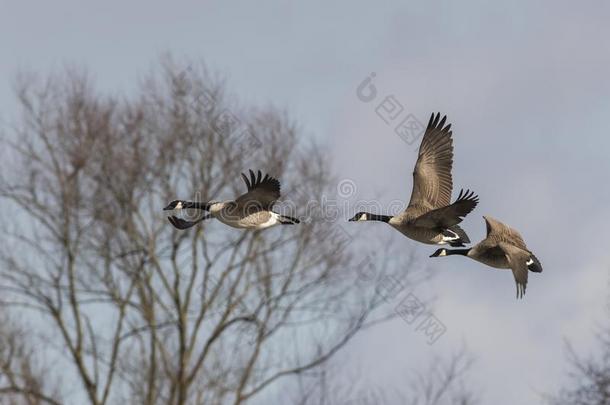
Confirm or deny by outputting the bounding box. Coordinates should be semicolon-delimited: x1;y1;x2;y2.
439;250;447;257
526;258;534;266
175;202;183;210
360;214;368;221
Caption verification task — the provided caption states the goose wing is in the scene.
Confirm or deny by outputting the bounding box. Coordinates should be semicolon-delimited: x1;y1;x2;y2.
407;113;454;210
235;170;281;211
411;189;479;228
498;242;531;299
167;215;207;230
484;216;528;250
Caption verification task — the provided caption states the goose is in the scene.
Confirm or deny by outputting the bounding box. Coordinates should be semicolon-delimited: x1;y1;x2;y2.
430;216;543;299
348;112;479;247
163;170;300;230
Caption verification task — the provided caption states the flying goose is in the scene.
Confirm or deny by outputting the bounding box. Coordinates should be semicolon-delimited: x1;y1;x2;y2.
348;113;479;246
163;170;300;230
430;216;543;299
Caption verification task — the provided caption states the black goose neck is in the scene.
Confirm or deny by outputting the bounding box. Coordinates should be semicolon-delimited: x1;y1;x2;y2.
367;213;392;223
447;248;471;256
184;201;209;210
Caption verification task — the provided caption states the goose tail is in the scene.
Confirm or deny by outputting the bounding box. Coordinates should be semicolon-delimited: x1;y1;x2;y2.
527;254;543;273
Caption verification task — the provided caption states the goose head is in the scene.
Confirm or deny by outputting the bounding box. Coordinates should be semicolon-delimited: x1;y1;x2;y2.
348;212;369;222
348;212;392;223
429;248;448;258
164;200;187;211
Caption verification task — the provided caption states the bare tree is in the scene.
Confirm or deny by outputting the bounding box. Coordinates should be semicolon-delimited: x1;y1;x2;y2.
548;297;610;405
280;348;478;405
0;59;421;405
406;349;478;405
0;312;61;405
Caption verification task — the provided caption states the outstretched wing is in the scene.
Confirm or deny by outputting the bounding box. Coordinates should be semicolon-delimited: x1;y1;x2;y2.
412;189;479;228
408;113;454;210
484;216;528;251
499;242;531;299
235;170;281;211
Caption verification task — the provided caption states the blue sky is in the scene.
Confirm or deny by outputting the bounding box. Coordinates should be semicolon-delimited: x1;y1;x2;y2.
2;1;610;403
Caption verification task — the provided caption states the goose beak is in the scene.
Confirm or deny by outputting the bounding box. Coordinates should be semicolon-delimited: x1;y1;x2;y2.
164;201;184;211
429;249;446;258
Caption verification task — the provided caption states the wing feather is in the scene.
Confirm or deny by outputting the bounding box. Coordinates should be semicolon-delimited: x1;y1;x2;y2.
408;112;454;209
236;170;281;211
499;242;531;299
484;216;528;251
412;189;479;228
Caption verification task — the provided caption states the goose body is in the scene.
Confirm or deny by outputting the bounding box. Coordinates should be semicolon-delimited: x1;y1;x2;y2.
349;113;479;246
207;202;283;229
163;170;299;230
430;216;543;299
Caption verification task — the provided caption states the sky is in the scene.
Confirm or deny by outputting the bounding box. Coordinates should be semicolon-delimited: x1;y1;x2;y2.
2;1;610;404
